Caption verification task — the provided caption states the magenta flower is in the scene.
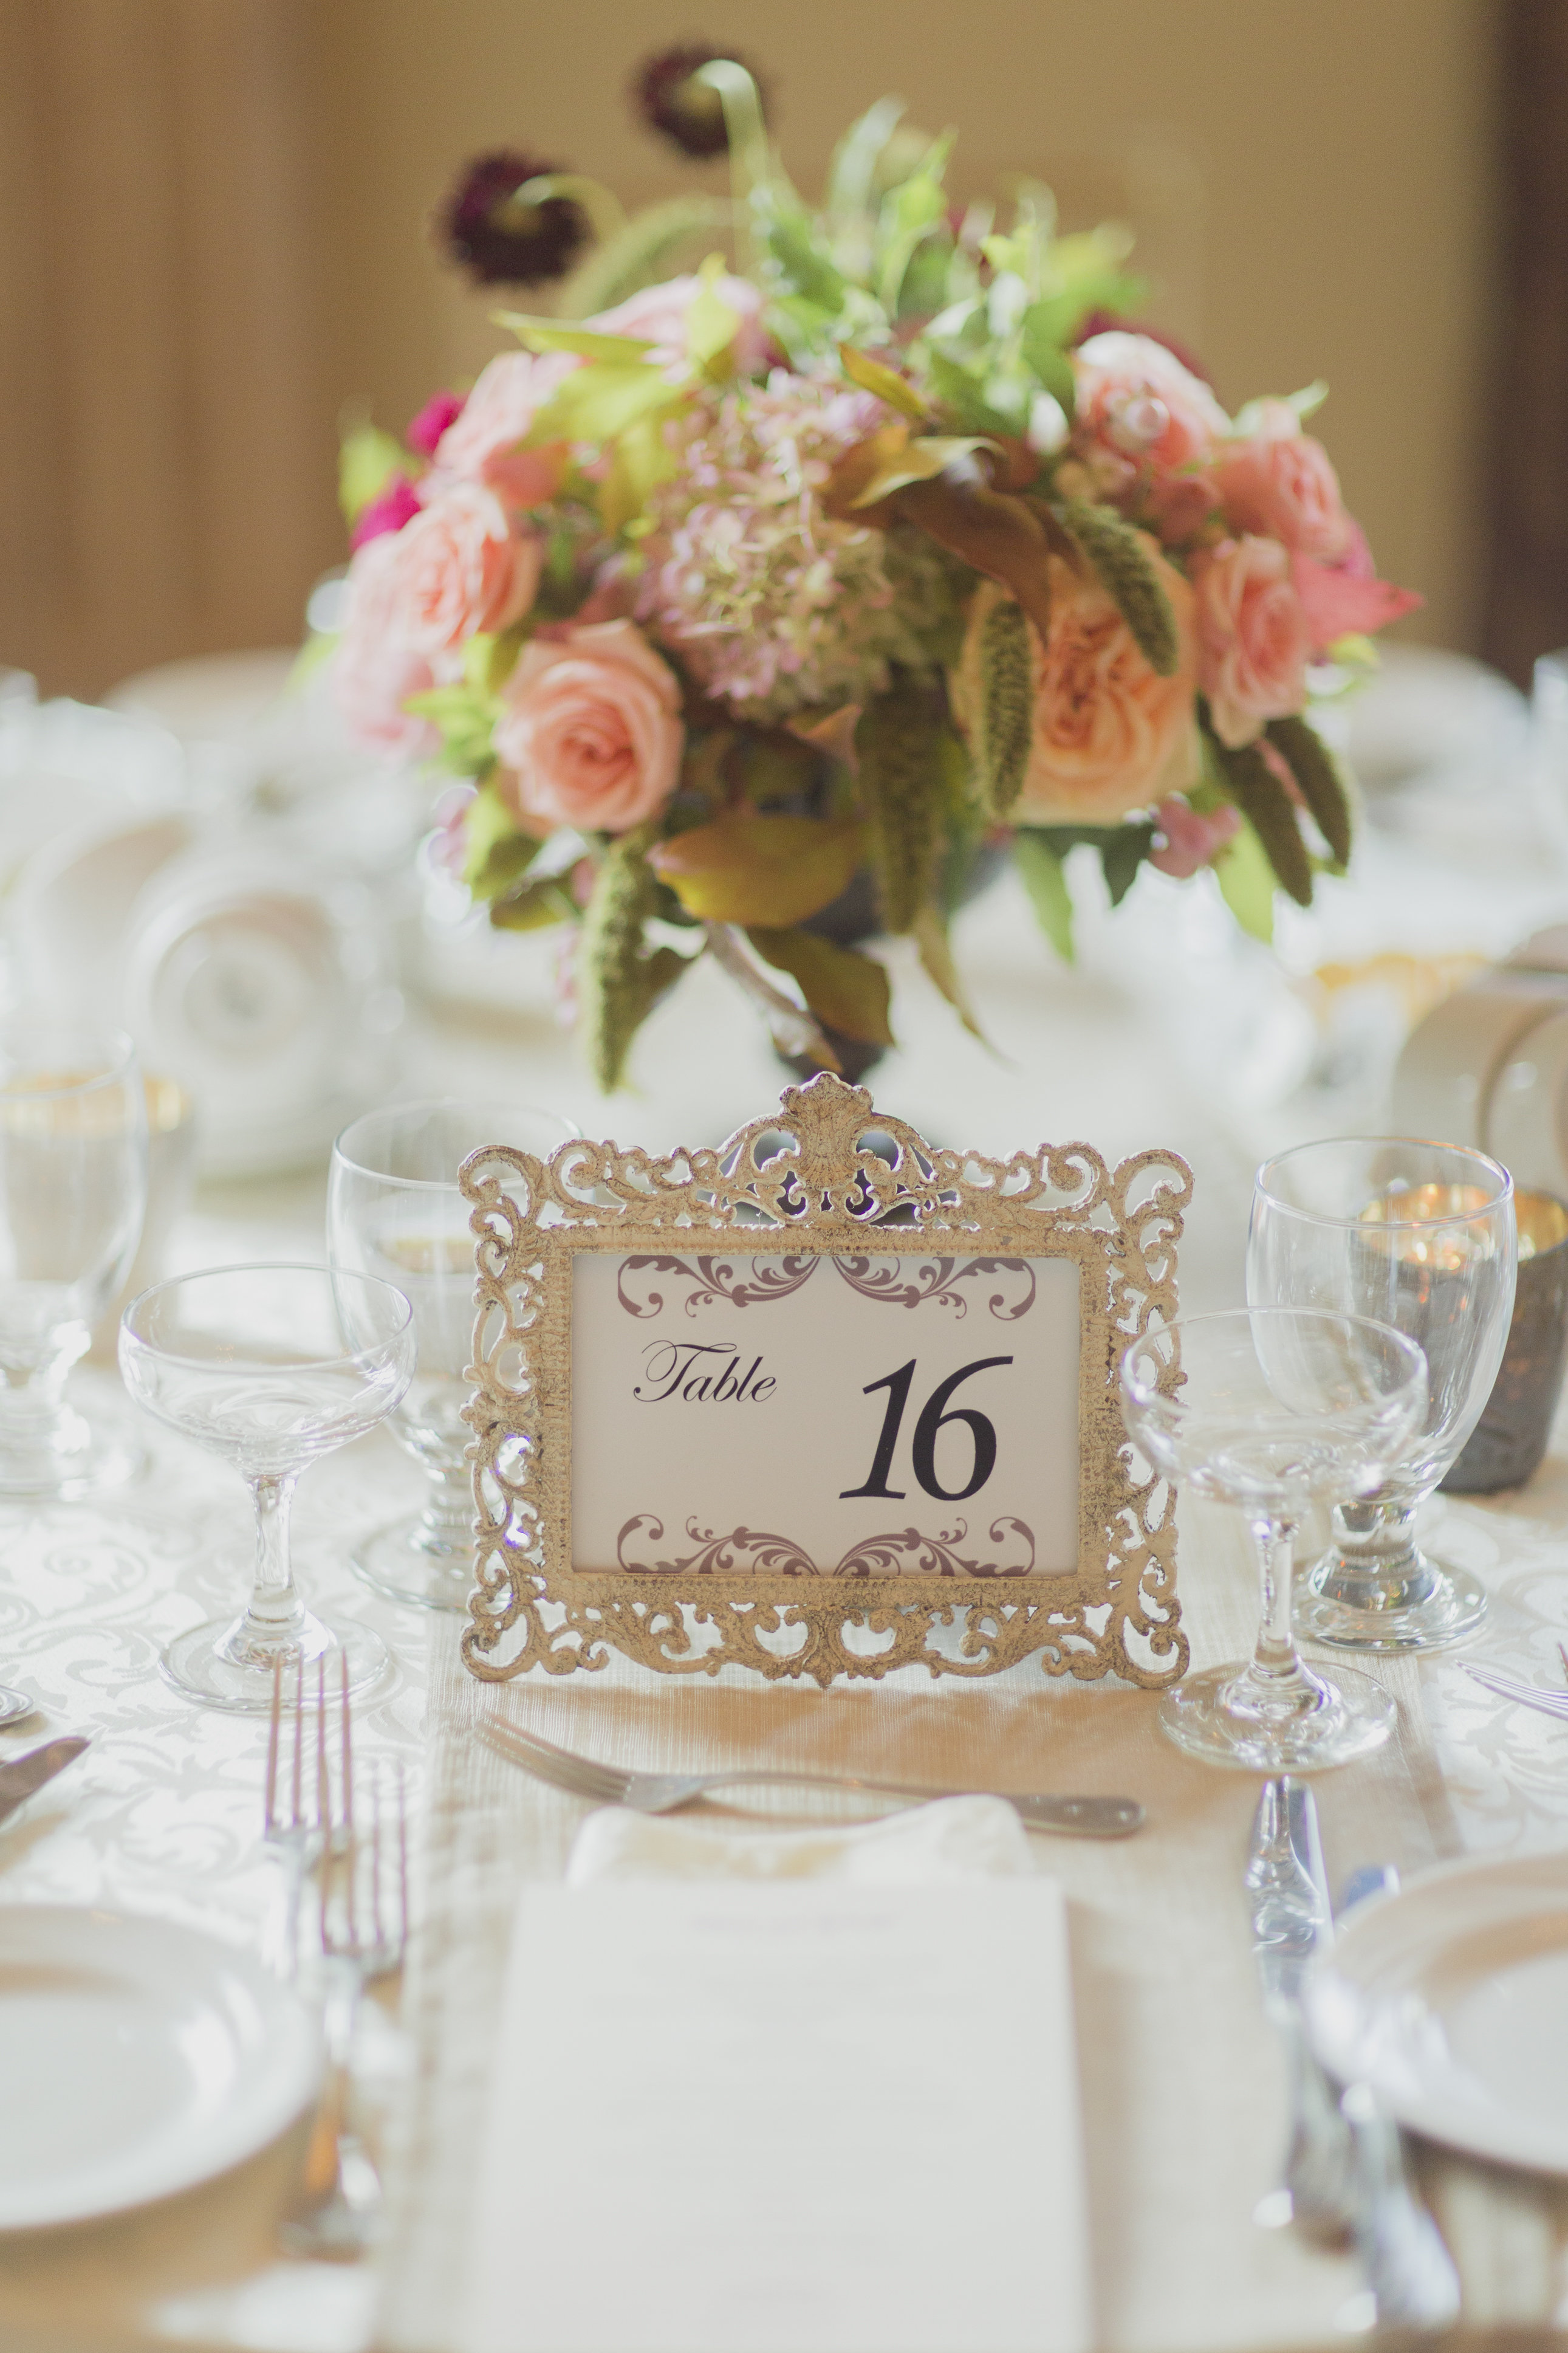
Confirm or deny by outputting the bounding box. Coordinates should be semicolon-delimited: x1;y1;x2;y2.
406;391;467;458
349;472;422;550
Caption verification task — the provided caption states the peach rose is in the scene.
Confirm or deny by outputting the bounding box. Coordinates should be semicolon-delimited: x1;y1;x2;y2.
1072;332;1230;473
333;532;439;757
493;620;684;835
1191;535;1310;747
383;483;540;658
1213;400;1350;561
587;273;771;374
956;556;1199;825
430;350;577;508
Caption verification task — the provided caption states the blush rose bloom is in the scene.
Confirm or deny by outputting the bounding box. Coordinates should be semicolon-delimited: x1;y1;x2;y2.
334;532;440;757
383;482;540;658
1191;535;1311;747
1212;400;1350;561
1073;331;1230;473
956;555;1199;825
587;272;772;374
1149;795;1241;878
429;349;577;508
493;620;685;835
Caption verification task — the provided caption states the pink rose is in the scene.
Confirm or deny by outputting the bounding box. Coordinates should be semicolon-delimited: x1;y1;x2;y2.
383;483;540;657
493;620;685;835
1073;332;1230;473
1148;795;1242;878
349;471;421;549
1191;535;1310;747
1213;400;1350;560
587;273;772;374
430;351;576;507
333;533;439;756
956;555;1199;825
1290;521;1423;650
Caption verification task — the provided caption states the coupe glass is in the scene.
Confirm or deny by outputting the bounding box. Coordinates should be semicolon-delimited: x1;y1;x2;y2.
326;1101;575;1611
0;1022;148;1505
1121;1308;1427;1771
1248;1140;1516;1650
119;1265;414;1711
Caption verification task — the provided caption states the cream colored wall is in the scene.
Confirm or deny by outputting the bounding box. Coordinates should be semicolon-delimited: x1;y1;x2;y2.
310;0;1498;651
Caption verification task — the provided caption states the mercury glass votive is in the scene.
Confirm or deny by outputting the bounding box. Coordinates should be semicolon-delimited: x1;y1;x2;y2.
1441;1190;1568;1494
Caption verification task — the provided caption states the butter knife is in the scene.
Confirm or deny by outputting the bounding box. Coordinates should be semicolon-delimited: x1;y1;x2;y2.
1245;1774;1357;2239
0;1737;88;1827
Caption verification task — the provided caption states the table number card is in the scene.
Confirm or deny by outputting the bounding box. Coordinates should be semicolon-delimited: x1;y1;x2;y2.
459;1074;1190;1687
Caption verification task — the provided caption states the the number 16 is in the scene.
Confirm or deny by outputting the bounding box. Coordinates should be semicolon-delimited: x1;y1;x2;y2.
840;1356;1013;1503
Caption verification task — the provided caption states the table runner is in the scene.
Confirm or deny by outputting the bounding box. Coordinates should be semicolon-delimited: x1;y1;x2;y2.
382;1493;1568;2353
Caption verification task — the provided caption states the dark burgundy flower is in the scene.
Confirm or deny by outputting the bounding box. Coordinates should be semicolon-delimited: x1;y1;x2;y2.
436;151;588;288
632;44;768;159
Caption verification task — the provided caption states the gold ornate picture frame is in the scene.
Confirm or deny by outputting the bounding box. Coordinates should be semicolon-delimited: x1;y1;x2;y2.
460;1074;1191;1689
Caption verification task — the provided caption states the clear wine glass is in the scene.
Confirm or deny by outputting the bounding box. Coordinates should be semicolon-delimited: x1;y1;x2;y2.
119;1265;415;1712
327;1101;576;1612
0;1022;148;1506
1248;1139;1516;1650
1121;1308;1427;1771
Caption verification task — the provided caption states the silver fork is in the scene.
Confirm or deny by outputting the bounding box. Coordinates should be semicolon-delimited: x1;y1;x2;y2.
476;1714;1143;1836
262;1655;327;1981
280;1660;409;2262
1460;1661;1568;1718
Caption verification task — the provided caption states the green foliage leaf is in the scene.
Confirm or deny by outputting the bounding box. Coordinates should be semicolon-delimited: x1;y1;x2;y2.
839;343;928;419
460;784;536;896
824;97;906;231
495;318;653;365
923;349;1021;438
1024;821;1157;912
1214;815;1277;943
555;194;732;321
338;424;405;524
490;874;579;930
404;680;499;777
647;812;866;926
747;928;894;1045
1013;830;1075;962
912;904;985;1040
526;360;685;447
759;202;848;309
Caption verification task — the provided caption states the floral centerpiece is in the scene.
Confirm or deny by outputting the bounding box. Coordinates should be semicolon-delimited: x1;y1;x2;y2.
329;56;1417;1088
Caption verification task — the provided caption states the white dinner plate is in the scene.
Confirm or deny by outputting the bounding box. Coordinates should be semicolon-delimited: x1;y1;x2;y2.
0;1905;320;2228
1307;1851;1568;2176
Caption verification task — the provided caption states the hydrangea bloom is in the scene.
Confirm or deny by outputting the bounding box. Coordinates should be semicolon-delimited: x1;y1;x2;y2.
635;371;953;721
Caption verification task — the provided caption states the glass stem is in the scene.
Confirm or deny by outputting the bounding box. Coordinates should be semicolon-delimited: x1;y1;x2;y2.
416;1464;474;1556
1236;1513;1324;1717
243;1473;306;1651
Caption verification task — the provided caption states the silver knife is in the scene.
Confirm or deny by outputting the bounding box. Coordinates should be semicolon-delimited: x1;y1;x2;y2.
1245;1774;1357;2239
0;1737;88;1827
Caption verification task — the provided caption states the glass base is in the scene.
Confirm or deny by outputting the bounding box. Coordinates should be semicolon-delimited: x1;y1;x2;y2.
159;1611;390;1715
350;1512;474;1615
1159;1660;1396;1772
0;1408;145;1503
1293;1548;1488;1653
0;1686;34;1726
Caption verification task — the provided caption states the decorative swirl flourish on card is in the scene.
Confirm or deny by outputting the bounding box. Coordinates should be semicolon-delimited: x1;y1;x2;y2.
459;1073;1190;1690
829;1254;1036;1320
616;1514;1037;1578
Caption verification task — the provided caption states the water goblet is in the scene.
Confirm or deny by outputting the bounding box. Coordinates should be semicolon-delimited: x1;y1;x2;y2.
119;1265;415;1712
1248;1139;1516;1649
1121;1308;1427;1771
0;1020;148;1506
327;1101;576;1612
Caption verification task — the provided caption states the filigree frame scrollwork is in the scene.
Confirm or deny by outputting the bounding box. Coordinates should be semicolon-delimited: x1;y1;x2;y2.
459;1073;1191;1689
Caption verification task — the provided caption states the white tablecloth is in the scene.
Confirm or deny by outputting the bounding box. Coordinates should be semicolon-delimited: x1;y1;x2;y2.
4;859;1568;2349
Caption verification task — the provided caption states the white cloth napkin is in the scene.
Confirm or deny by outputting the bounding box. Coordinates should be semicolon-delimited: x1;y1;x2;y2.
565;1791;1034;1885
